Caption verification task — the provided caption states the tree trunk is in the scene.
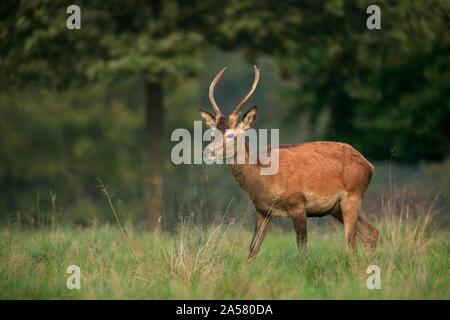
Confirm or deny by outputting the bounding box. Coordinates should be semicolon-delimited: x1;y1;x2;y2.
145;80;163;230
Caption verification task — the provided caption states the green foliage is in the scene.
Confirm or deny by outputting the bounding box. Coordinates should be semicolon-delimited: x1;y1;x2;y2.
280;0;450;162
0;1;212;87
0;83;144;220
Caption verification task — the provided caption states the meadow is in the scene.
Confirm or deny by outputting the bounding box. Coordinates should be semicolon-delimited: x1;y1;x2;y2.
1;0;449;301
1;204;448;299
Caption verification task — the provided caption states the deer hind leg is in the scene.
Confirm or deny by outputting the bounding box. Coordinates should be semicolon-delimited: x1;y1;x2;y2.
334;205;379;252
339;195;361;250
356;216;379;252
248;210;271;260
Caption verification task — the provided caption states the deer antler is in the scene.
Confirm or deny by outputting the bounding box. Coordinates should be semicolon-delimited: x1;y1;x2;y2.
209;67;227;117
231;65;260;116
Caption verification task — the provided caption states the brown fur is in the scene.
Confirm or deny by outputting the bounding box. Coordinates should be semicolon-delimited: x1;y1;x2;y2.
229;141;379;259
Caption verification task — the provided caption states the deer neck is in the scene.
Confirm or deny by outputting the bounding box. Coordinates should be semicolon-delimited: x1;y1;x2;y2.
228;143;262;193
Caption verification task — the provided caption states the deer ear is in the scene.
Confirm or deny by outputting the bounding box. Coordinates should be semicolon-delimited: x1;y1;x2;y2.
199;108;216;128
240;105;257;129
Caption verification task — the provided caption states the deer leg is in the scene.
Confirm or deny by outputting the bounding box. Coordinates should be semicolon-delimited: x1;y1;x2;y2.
248;210;271;260
291;211;307;248
339;195;361;250
334;207;378;252
356;216;379;252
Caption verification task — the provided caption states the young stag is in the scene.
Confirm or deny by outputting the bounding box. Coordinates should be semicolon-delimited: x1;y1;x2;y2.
199;66;379;260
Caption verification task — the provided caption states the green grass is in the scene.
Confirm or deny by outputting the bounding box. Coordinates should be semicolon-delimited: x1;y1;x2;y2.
0;210;449;299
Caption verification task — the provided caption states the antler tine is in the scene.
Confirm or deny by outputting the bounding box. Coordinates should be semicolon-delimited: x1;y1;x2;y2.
231;65;260;116
209;67;227;116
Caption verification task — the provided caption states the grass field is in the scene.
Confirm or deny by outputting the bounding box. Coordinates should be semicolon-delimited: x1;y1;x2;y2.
1;207;449;299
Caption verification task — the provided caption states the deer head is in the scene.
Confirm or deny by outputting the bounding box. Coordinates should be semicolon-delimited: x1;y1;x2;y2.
199;65;260;162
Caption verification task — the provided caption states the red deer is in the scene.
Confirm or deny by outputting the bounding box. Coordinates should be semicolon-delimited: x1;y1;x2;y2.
199;66;379;260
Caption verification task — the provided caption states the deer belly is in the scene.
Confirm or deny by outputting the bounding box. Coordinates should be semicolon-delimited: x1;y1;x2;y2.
304;193;343;216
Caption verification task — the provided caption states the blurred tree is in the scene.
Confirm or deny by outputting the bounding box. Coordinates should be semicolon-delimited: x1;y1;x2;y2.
0;0;224;229
272;0;450;162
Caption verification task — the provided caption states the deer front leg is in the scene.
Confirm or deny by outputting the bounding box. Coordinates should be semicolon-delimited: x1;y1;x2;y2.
292;210;307;248
248;210;271;260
